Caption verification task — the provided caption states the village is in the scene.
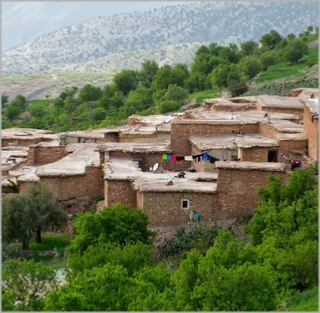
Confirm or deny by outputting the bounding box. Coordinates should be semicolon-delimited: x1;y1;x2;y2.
1;87;318;229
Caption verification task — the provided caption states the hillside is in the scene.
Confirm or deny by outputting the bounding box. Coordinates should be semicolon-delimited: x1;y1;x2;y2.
2;1;318;76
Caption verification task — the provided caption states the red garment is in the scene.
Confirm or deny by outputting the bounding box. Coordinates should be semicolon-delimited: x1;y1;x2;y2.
171;155;177;162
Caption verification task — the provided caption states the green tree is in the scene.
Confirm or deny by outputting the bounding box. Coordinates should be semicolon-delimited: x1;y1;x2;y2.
240;40;259;56
151;64;173;90
162;84;189;103
2;183;68;249
78;84;102;103
259;50;277;71
283;38;309;65
210;63;230;88
218;43;243;64
185;72;210;93
5;104;21;122
44;264;133;311
10;95;27;112
228;78;248;97
113;69;139;96
138;60;159;88
240;56;262;80
260;29;282;50
2;94;9;108
157;99;180;114
67;204;154;255
2;258;58;311
59;86;78;100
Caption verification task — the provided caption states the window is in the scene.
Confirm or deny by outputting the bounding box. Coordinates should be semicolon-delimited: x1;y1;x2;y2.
268;150;278;162
181;199;189;210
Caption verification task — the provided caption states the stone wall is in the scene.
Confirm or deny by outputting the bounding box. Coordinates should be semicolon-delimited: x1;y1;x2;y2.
278;139;308;162
27;145;69;166
256;105;304;122
39;166;104;202
303;105;318;160
104;180;137;208
216;166;287;219
119;132;170;143
171;121;259;156
138;191;217;226
2;138;42;147
104;132;120;142
259;122;281;138
240;147;272;162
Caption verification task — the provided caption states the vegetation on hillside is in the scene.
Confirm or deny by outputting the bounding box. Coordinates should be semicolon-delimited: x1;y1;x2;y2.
1;27;318;132
2;166;318;311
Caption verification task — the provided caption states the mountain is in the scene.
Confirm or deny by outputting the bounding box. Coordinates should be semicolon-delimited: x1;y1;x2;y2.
1;1;184;51
2;1;318;77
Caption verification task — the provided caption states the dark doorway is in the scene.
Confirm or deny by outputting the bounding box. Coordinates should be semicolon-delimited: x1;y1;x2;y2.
268;150;278;162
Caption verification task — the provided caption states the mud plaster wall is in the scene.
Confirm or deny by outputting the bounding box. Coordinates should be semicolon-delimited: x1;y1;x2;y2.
303;106;318;160
240;147;273;162
27;146;69;166
39;166;104;202
171;122;259;156
104;133;120;142
216;168;287;219
108;151;190;172
259;123;282;138
104;180;136;208
256;106;304;121
119;133;170;143
278;139;308;162
19;181;38;194
2;138;42;147
137;191;217;226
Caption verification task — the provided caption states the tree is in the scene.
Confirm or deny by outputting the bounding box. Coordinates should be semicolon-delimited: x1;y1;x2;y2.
78;84;102;103
228;78;248;97
59;86;78;100
5;104;21;122
44;264;133;311
259;51;277;71
2;183;68;249
218;43;243;64
2;94;9;108
240;56;262;80
10;95;27;112
283;39;308;65
138;60;159;88
240;40;259;56
2;258;58;311
162;84;189;103
67;204;154;255
151;64;174;90
113;69;139;96
210;63;230;88
157;99;180;114
260;29;282;50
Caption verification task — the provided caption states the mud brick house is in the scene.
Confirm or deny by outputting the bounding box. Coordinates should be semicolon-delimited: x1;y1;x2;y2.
1;88;318;226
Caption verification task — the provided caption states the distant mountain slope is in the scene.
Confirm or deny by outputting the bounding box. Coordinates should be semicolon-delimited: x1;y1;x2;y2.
2;1;318;76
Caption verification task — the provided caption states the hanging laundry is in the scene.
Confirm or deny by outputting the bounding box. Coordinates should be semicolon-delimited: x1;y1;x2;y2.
202;152;208;161
185;156;193;161
167;155;172;161
197;155;201;162
171;155;177;162
162;154;167;160
176;156;184;161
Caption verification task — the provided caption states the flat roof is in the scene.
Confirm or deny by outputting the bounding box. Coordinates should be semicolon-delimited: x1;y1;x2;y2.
36;143;99;177
190;133;278;150
60;130;105;139
184;108;299;122
216;161;287;171
99;141;172;154
256;95;304;109
304;99;319;114
1;127;57;140
261;119;303;133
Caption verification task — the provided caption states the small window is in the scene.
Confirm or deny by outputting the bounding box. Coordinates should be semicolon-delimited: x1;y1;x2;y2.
181;199;189;210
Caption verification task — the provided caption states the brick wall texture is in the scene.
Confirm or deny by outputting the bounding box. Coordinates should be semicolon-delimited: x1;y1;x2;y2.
104;180;137;208
27;146;69;166
303;106;318;160
216;168;288;219
240;147;273;162
171;121;259;156
39;166;104;201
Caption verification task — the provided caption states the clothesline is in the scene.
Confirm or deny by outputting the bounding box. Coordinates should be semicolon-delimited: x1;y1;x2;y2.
162;151;222;163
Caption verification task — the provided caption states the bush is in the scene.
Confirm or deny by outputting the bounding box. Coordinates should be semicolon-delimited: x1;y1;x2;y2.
157;100;180;114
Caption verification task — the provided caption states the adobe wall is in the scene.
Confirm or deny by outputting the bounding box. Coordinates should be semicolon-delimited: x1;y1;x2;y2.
216;167;287;219
278;139;308;162
27;145;69;166
39;166;104;202
104;132;120;142
303;105;318;160
104;180;137;208
138;191;218;226
240;147;272;162
171;121;259;156
108;151;190;172
256;104;304;121
2;138;42;147
259;122;282;138
119;132;170;143
19;181;38;194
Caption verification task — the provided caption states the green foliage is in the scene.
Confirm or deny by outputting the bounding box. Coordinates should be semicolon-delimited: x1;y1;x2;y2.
2;258;58;311
210;63;230;87
2;242;21;262
259;50;278;70
68;241;154;275
157;99;180;114
240;40;259;56
284;286;318;311
78;83;102;103
157;223;220;259
2;183;69;249
138;59;159;88
283;38;309;65
67;204;154;255
229;78;248;97
2;94;9;108
260;29;282;50
162;84;189;102
113;69;139;95
240;56;262;79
